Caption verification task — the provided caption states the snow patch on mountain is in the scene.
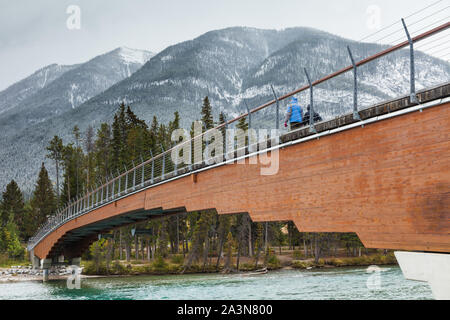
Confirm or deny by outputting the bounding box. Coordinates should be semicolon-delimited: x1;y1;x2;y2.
117;47;153;65
220;37;244;48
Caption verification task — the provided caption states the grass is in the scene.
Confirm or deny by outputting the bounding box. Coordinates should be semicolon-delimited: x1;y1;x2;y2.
291;253;397;269
0;253;30;268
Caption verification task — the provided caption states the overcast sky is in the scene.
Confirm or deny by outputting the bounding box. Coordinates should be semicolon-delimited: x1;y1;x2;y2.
0;0;448;91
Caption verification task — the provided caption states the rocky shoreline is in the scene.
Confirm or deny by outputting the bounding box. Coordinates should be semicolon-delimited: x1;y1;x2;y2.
0;265;87;282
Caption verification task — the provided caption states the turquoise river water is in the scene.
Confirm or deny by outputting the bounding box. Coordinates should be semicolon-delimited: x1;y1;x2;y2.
0;266;433;300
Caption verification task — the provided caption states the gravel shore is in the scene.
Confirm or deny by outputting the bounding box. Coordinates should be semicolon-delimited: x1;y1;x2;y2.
0;265;96;282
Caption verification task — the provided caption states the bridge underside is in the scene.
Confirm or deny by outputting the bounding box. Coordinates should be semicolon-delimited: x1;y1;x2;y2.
46;208;187;259
33;87;450;260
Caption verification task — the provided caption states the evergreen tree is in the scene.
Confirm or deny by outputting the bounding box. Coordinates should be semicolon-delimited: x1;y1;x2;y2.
236;116;248;131
72;126;82;196
46;136;64;202
1;180;24;233
201;96;214;129
149;116;159;153
95;123;112;178
31;163;57;226
218;112;226;134
21;202;36;240
84;126;95;190
61;144;84;203
0;217;25;259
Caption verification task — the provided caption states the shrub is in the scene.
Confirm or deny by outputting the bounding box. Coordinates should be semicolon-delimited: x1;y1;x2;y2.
0;228;25;260
0;253;10;267
291;260;313;269
170;254;184;265
266;255;281;269
168;263;182;273
82;261;107;275
325;258;345;267
131;265;150;274
152;256;168;271
293;250;304;260
111;261;128;275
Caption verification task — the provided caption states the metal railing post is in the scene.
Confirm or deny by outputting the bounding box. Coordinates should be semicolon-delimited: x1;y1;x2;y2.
117;170;121;195
224;116;228;161
202;124;209;164
106;178;110;201
347;46;360;120
173;144;178;175
401;18;417;104
188;139;193;170
150;150;154;184
304;68;317;134
124;165;128;192
244;100;254;153
270;85;280;130
110;175;114;199
161;145;165;180
111;178;116;199
132;160;136;190
141;155;145;187
101;183;104;203
75;196;79;215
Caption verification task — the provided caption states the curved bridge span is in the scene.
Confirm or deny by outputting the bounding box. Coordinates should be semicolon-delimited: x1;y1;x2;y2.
31;85;450;260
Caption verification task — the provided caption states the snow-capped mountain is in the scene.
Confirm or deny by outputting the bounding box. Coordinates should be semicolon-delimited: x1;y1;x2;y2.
35;26;448;132
0;27;449;194
0;47;154;138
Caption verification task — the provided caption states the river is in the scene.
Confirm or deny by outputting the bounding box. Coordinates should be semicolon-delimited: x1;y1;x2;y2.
0;266;433;300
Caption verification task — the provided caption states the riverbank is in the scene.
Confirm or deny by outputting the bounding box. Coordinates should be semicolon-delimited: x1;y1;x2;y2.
0;252;398;281
81;252;398;276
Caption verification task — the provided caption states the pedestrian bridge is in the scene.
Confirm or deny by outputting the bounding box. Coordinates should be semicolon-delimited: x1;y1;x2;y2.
28;21;450;264
28;83;450;261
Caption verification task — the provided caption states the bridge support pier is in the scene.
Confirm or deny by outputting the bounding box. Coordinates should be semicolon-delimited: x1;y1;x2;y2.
395;252;450;300
29;250;40;270
40;258;52;282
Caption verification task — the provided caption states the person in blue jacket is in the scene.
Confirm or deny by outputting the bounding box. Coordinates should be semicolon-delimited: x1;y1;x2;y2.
284;97;303;130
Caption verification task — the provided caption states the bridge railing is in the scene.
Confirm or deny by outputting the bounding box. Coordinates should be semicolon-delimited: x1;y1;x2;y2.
27;20;450;251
